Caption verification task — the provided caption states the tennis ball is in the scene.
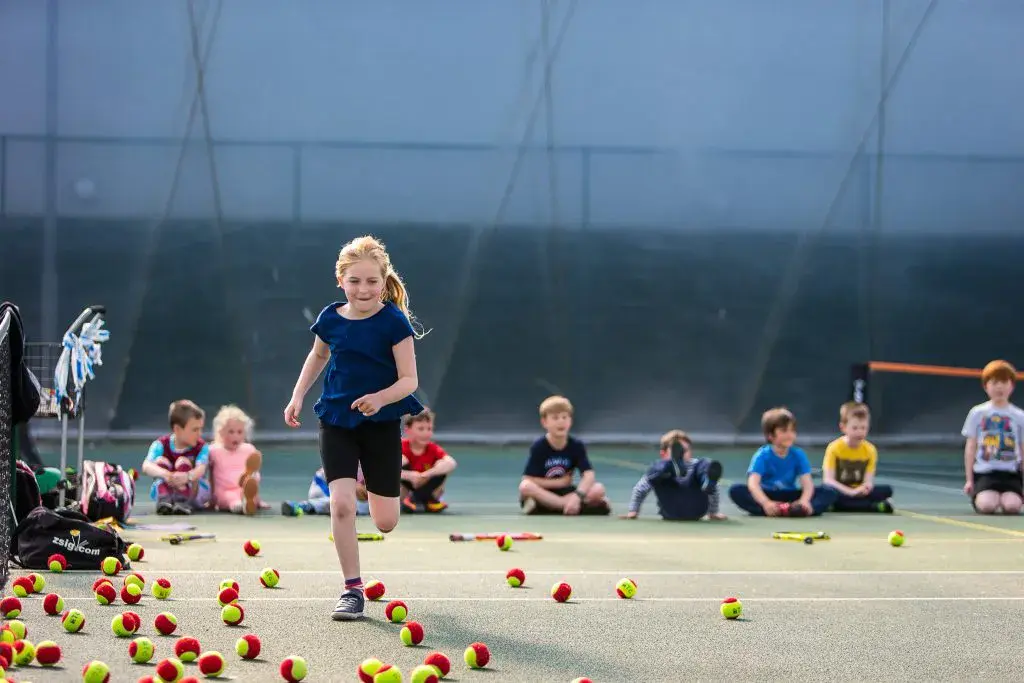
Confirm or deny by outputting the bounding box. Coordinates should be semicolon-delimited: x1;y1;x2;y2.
357;658;383;682
889;530;905;547
496;534;513;551
464;642;490;669
384;600;408;623
121;582;143;604
259;567;280;588
0;597;21;618
62;608;86;633
35;639;61;666
4;620;25;641
112;613;136;637
721;596;743;619
11;577;32;597
43;592;65;615
95;582;118;605
125;572;146;589
175;636;201;662
129;636;155;663
93;576;114;592
410;664;440;683
155;656;185;683
199;650;227;677
127;543;145;561
221;602;245;626
280;655;308;682
218;587;239;606
364;579;386;600
423;651;451;677
28;572;45;593
152;577;173;599
571;678;594;683
243;539;261;556
13;639;35;665
0;627;12;644
155;611;178;635
506;568;525;587
101;556;123;576
82;660;111;683
236;633;261;659
47;553;67;572
220;578;240;593
373;664;401;683
615;577;638;599
400;620;425;646
551;581;572;603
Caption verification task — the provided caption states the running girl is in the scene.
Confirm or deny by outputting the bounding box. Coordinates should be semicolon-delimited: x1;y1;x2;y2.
284;235;424;620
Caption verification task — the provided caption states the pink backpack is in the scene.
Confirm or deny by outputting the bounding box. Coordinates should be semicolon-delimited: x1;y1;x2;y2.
79;460;136;522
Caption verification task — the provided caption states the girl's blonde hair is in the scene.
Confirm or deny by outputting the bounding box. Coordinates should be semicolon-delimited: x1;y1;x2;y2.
335;235;426;338
212;404;254;443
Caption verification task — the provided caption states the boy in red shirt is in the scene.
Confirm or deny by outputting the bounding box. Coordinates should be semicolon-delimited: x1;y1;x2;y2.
400;410;457;513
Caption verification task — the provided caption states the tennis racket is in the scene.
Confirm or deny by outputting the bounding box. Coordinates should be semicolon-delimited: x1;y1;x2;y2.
327;533;385;542
772;531;830;542
449;532;543;542
161;532;216;545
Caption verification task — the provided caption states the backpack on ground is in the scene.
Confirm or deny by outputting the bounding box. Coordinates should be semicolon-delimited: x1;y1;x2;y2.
12;506;129;571
13;460;42;524
79;460;135;523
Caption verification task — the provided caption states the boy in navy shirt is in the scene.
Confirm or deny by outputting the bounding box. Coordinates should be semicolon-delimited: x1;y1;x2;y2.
519;396;611;515
728;407;837;517
624;430;726;521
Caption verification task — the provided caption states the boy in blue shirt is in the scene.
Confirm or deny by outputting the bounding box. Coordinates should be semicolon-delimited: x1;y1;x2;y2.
728;407;837;517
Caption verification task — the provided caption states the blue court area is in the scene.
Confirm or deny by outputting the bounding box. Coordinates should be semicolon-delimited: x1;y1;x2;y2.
7;443;1020;682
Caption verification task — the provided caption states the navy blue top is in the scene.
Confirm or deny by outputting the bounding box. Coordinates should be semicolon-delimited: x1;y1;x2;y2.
310;301;423;429
523;436;593;479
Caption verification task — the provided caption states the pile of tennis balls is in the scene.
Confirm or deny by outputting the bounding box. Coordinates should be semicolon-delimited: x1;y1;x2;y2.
0;539;311;683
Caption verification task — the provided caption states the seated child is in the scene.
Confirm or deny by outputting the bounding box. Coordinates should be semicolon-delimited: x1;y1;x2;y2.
728;407;837;517
822;401;894;512
208;405;269;515
141;399;211;515
962;360;1024;515
518;395;611;515
624;429;726;521
400;409;457;513
282;464;370;517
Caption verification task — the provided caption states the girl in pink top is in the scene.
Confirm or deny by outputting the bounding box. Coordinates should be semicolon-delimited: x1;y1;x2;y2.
209;405;267;515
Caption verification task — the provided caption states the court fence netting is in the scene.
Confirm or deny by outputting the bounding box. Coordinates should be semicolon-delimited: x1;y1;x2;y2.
0;310;14;593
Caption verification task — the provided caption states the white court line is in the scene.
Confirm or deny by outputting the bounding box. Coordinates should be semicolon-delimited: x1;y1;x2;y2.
39;569;1024;576
53;596;1024;603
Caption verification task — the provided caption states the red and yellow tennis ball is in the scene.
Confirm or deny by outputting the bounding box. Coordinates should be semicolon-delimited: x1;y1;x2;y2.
424;651;451;678
43;592;65;615
0;641;11;664
94;581;118;605
280;655;308;681
11;575;33;597
5;620;25;641
357;658;383;682
101;556;123;576
616;577;638;599
373;664;401;683
129;636;155;663
112;612;140;637
243;539;261;557
62;608;86;632
12;639;35;665
124;572;146;589
92;577;113;592
495;534;513;551
127;543;145;561
384;600;408;623
464;642;490;669
571;678;594;683
222;603;245;626
720;596;743;619
220;578;240;593
33;639;60;666
400;620;425;646
218;587;239;606
364;579;386;601
155;611;178;635
199;650;227;676
82;660;111;683
551;582;572;602
236;633;261;659
259;568;280;588
411;663;441;683
121;582;143;604
155;656;185;682
29;571;45;592
506;568;526;587
889;530;905;547
152;577;173;599
175;636;202;662
0;596;21;618
47;553;67;572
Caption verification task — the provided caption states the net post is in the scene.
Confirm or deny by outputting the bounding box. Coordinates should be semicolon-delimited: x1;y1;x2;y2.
850;362;870;406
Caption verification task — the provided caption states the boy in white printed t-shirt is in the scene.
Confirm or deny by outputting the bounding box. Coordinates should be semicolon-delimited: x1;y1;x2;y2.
281;464;370;517
962;359;1024;515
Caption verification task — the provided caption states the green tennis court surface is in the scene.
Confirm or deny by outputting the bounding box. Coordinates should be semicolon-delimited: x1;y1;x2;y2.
14;445;1024;681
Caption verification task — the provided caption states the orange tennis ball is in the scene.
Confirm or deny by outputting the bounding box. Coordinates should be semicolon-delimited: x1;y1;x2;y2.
551;581;572;602
495;534;513;551
243;539;261;556
464;642;490;669
175;636;202;662
12;576;33;597
506;568;525;587
154;611;178;635
384;600;408;623
424;651;451;677
43;592;65;615
400;620;424;646
101;556;122;576
124;572;146;589
152;577;172;599
92;577;114;592
364;579;386;600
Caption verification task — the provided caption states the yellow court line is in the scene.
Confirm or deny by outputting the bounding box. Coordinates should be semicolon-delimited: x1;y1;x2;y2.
896;509;1024;538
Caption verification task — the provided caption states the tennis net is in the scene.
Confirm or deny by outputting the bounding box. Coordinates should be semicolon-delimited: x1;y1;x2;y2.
0;310;14;593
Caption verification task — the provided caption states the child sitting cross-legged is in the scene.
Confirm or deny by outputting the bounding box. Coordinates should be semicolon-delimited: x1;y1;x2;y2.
208;405;270;515
623;429;726;521
141;399;212;515
400;409;457;513
822;401;894;513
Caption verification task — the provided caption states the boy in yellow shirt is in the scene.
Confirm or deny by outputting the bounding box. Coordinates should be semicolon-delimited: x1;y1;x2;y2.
822;401;894;513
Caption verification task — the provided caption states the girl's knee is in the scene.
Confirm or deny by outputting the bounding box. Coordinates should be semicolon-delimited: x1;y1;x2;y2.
331;496;356;520
374;514;398;534
1000;494;1022;515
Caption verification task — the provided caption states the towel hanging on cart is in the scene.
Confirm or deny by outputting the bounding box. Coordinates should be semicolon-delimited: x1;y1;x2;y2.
53;317;109;411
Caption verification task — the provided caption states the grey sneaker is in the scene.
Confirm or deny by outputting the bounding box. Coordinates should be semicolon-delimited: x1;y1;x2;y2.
171;501;192;515
331;588;365;620
156;500;174;515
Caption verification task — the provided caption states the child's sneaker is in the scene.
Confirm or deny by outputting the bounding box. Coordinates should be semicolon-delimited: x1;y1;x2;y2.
701;461;723;493
171;501;192;515
401;496;420;513
157;500;174;515
281;501;313;517
242;476;260;516
331;588;365;621
425;499;448;513
520;497;538;515
877;500;894;513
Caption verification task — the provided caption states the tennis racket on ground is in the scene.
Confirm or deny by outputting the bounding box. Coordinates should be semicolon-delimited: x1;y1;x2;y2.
161;532;216;545
772;531;830;541
449;532;543;542
327;533;385;542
